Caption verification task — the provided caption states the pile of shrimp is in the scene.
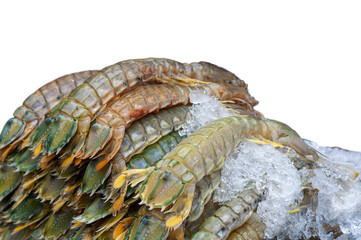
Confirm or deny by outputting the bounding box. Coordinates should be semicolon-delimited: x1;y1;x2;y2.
0;58;354;240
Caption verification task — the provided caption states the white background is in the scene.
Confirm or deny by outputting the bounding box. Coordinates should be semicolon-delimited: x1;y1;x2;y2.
0;0;360;151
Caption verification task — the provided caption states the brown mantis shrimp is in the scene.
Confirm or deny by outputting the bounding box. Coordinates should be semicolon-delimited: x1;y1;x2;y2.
0;70;98;161
27;58;257;163
114;115;317;229
49;81;254;171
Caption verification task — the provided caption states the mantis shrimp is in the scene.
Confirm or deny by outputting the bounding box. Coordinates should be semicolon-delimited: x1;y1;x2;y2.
0;80;253;208
227;213;266;240
0;105;192;211
73;82;255;171
27;58;257;164
79;105;192;196
191;189;265;240
76;134;223;238
79;102;256;218
114;115;316;229
223;103;264;120
0;103;245;227
79;96;263;191
75;131;188;225
80;101;262;198
0;70;98;161
113;186;263;240
112;171;222;240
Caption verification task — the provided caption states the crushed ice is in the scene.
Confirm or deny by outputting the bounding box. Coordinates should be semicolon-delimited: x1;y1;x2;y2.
307;141;361;239
212;141;303;238
178;90;233;137
182;91;361;239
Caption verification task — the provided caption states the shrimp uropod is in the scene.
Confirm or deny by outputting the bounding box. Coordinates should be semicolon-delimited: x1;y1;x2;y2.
114;115;316;229
0;70;98;161
27;58;257;162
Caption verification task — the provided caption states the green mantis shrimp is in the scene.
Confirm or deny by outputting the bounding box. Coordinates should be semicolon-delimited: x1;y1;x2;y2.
114;115;316;229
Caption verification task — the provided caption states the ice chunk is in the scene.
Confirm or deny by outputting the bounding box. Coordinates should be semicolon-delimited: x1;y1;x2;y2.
179;90;233;137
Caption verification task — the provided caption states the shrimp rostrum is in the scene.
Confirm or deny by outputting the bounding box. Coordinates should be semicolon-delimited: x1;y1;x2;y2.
27;58;257;161
114;115;317;229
